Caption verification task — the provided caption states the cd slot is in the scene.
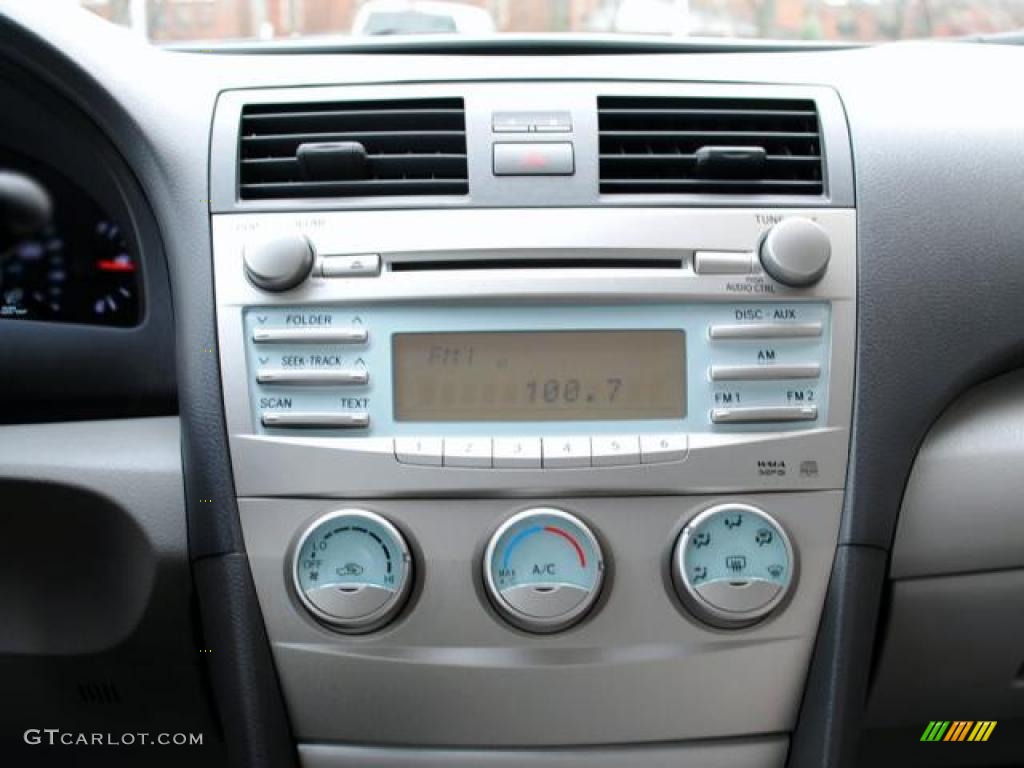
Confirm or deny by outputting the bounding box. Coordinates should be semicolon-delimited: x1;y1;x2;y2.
389;251;683;272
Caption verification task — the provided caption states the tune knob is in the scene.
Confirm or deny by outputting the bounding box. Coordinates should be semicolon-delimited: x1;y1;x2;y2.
758;217;831;287
243;234;314;291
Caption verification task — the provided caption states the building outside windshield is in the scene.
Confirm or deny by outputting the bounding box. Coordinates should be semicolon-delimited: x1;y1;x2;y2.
79;0;1024;44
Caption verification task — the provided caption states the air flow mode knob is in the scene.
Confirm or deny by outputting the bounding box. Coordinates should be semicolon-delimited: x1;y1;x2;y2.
243;234;314;291
759;217;831;287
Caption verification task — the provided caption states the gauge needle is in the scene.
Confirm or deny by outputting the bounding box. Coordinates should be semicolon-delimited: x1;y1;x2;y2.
96;258;136;272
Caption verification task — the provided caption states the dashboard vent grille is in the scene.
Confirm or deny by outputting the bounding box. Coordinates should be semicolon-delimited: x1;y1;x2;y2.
598;96;824;196
238;98;468;200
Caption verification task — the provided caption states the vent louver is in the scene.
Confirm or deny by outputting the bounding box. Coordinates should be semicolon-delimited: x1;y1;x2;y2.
598;96;824;196
239;98;468;200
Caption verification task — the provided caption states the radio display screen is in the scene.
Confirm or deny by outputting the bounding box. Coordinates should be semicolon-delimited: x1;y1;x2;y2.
393;330;685;422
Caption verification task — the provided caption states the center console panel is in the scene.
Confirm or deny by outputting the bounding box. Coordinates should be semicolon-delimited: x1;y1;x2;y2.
211;81;855;766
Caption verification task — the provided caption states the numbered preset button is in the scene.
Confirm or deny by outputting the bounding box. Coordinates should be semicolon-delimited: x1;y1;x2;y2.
394;437;443;467
541;437;591;468
591;436;641;467
493;438;543;469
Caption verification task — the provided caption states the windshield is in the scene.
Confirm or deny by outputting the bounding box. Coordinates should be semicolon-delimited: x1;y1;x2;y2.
78;0;1024;44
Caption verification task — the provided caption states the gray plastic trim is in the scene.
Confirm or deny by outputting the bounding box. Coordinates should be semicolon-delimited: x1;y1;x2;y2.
0;416;227;765
787;544;887;768
298;737;788;768
0;417;184;653
892;369;1024;579
241;492;841;747
866;570;1024;729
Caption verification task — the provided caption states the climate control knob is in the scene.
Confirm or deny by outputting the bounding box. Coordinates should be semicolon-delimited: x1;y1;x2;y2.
292;509;413;633
672;503;794;628
484;508;605;633
758;217;831;287
243;234;314;291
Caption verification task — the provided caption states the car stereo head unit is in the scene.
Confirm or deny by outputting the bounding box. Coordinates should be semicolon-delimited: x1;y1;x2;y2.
213;206;854;498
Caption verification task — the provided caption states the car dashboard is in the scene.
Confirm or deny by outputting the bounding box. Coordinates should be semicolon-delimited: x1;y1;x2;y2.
2;3;1024;767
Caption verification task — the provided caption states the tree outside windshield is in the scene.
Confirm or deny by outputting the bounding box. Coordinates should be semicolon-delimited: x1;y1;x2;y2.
79;0;1024;43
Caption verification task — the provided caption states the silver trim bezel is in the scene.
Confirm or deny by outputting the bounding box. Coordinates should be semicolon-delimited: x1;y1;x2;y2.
672;502;796;628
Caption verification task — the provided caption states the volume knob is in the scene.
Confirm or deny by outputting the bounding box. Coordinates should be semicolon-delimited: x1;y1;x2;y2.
758;218;831;287
243;234;314;292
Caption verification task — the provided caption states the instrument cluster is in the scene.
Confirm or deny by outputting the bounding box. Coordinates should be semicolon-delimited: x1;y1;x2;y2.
0;149;140;327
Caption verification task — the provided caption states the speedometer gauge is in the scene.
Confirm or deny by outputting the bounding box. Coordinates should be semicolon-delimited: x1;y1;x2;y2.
0;150;140;326
87;219;137;323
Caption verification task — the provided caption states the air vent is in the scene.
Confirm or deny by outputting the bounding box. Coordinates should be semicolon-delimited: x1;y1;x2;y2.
239;98;468;200
598;96;824;196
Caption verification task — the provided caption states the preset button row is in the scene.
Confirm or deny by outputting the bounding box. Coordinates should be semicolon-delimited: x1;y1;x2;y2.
394;435;688;469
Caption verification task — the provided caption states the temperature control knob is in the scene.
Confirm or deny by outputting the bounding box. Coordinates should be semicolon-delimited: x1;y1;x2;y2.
484;508;605;633
292;509;413;633
759;217;831;287
672;503;794;628
243;234;314;291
